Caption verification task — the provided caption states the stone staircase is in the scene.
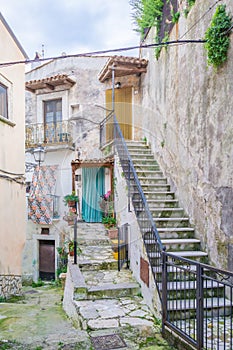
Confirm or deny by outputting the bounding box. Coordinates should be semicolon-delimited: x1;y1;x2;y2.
63;222;169;350
126;141;228;318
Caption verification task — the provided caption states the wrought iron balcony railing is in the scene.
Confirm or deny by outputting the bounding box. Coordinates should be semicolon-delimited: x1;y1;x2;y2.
25;121;73;148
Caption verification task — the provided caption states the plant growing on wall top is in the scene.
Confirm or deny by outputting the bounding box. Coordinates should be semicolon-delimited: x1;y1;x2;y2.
204;5;232;69
130;0;163;37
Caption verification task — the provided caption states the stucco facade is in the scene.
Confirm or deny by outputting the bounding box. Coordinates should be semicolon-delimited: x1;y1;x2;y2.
24;56;113;282
138;0;233;270
0;13;27;297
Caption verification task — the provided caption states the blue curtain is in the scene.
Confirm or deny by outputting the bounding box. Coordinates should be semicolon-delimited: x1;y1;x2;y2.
82;167;105;222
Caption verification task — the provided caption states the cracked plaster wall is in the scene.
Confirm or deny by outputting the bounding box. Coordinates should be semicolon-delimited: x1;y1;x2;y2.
139;0;233;270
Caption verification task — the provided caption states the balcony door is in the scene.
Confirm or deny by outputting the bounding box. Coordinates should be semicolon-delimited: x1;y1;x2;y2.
44;99;62;143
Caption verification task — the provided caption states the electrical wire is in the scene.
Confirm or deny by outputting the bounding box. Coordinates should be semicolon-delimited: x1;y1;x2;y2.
0;40;206;68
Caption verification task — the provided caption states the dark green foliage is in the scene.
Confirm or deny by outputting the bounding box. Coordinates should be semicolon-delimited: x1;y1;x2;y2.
129;0;163;37
171;10;180;23
204;5;232;68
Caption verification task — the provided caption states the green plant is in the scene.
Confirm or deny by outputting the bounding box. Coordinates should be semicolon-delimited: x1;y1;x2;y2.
130;0;163;37
65;239;82;256
204;5;232;69
32;278;44;288
155;31;169;59
63;191;78;205
171;10;180;24
102;215;117;229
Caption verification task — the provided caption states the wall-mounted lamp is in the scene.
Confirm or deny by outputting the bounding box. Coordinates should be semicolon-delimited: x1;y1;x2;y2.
115;82;121;89
33;145;45;166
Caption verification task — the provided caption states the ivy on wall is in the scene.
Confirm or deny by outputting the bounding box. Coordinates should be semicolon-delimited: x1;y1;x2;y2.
204;5;232;69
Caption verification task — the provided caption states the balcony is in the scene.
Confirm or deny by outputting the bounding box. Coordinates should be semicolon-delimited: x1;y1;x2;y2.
25;121;74;148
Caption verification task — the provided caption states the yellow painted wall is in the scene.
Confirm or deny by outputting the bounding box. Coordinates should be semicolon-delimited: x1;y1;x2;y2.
0;15;26;276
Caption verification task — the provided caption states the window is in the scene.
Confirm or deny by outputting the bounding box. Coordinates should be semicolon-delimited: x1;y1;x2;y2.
44;99;62;142
0;83;8;119
44;99;62;124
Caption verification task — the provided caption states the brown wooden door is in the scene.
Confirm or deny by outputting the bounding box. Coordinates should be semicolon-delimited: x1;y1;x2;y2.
106;87;132;141
39;240;55;280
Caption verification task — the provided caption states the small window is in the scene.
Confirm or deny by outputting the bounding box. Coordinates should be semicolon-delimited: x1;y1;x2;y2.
0;83;8;119
41;228;50;235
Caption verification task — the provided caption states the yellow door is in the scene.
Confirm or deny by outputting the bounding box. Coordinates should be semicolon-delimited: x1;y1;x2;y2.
106;87;132;141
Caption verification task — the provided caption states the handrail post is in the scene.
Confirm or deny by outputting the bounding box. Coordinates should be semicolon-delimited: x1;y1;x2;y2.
196;264;204;350
162;251;168;336
128;159;131;212
73;216;77;265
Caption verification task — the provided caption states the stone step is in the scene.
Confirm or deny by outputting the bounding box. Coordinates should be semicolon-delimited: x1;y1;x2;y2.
87;282;140;300
167;298;232;318
145;199;180;208
130;154;155;160
157;227;195;239
132;159;158;166
138;176;167;184
136;170;164;177
145;238;200;252
159;279;223;292
135;191;175;199
134;164;161;171
128;147;152;152
140;183;171;191
150;207;186;218
126;142;148;149
148;250;208;263
153;217;190;228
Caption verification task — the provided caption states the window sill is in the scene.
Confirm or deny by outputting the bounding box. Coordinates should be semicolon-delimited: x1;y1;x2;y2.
0;115;16;127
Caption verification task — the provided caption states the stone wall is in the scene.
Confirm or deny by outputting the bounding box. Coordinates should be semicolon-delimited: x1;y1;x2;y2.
114;155;160;315
0;275;22;298
139;0;233;270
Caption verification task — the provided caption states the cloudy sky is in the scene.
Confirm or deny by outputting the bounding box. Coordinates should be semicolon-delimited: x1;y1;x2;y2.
0;0;140;60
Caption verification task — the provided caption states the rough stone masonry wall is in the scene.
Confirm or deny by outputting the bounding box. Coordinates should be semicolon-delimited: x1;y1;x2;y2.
140;0;233;270
0;275;22;298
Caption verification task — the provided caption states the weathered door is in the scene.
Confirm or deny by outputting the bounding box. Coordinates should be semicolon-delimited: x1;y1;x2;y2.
106;87;132;141
39;240;55;280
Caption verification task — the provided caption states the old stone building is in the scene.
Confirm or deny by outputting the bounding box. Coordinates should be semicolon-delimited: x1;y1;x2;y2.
138;0;233;271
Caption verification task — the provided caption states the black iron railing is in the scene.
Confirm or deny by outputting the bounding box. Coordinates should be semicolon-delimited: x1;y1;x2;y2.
100;111;114;148
118;223;129;271
113;115;165;301
110;114;233;350
162;252;233;350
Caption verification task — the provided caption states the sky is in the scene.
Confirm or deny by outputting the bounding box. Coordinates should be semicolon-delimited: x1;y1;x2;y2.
0;0;140;61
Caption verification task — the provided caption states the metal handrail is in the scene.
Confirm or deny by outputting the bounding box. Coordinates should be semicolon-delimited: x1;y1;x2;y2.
113;115;165;301
113;114;164;251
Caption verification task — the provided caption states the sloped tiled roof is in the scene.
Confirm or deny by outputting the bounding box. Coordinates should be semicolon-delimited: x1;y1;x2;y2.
98;55;148;82
26;74;76;92
71;157;114;170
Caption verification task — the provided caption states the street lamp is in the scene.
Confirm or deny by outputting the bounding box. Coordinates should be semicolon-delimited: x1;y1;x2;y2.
33;145;45;166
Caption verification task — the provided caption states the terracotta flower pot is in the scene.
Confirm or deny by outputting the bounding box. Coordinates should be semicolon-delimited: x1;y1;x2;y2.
108;228;118;239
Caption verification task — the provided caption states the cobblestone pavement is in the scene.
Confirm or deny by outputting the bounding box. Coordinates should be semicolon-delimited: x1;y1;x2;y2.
0;222;175;350
0;284;173;350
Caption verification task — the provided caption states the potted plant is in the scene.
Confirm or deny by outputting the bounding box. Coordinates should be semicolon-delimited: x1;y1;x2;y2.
63;207;77;226
65;239;82;257
63;191;79;207
102;215;118;239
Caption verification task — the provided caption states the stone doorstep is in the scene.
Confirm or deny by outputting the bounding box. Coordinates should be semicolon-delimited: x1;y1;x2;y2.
70;261;141;301
87;282;141;299
79;260;118;271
